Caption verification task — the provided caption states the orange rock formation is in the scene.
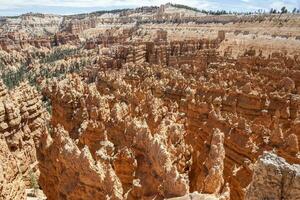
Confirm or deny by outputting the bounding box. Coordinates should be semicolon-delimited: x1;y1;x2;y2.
0;4;300;200
0;81;48;199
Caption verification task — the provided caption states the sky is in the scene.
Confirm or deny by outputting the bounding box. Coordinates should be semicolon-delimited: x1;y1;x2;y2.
0;0;299;16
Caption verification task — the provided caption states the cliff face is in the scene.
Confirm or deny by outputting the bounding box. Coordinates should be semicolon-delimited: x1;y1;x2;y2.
0;32;80;52
0;14;63;37
0;80;48;200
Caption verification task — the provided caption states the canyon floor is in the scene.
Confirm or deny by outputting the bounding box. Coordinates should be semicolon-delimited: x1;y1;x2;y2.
0;3;300;200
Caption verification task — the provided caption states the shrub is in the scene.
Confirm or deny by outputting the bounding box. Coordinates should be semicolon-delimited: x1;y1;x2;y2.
29;170;39;195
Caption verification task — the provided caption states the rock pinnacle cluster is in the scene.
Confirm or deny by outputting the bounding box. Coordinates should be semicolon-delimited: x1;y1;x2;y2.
0;3;300;200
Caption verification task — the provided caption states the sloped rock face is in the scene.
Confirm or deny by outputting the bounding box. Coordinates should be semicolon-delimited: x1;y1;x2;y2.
246;152;300;200
0;32;51;52
0;80;48;200
0;31;80;52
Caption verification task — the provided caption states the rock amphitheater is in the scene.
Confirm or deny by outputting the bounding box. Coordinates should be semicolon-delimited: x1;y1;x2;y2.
0;3;300;200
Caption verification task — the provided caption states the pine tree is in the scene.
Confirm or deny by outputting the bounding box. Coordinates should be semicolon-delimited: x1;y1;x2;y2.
281;6;288;14
292;8;297;13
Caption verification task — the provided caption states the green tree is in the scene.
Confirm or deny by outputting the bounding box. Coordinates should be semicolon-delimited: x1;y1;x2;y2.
281;6;288;14
292;8;297;13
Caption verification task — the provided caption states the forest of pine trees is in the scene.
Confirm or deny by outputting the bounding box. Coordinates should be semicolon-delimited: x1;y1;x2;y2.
1;47;87;90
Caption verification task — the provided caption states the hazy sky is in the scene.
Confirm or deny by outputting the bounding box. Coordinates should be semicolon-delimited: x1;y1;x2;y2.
0;0;299;16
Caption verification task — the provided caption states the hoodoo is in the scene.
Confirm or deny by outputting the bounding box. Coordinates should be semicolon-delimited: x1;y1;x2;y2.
0;2;300;200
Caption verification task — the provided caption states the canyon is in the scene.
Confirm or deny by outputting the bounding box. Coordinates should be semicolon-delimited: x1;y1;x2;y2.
0;3;300;200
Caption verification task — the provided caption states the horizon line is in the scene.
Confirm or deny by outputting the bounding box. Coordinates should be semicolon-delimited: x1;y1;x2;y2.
0;2;299;17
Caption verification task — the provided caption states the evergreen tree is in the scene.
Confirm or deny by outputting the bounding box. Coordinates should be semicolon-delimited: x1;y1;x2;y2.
292;8;297;13
281;6;288;14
